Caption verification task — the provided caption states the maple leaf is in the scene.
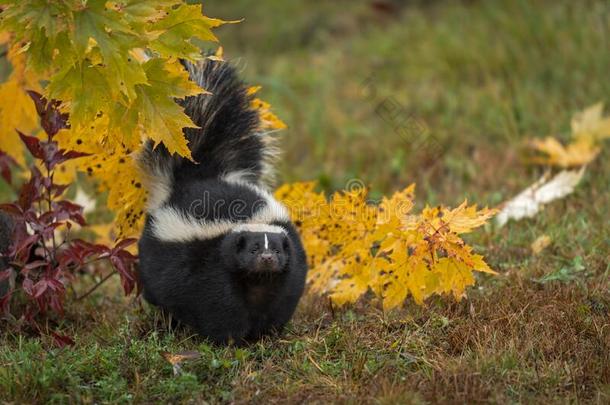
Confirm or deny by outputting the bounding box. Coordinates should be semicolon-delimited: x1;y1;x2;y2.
571;102;610;142
162;350;201;376
277;181;497;310
0;43;41;164
433;258;476;300
148;3;229;60
275;182;332;268
72;0;147;100
529;136;600;168
134;58;202;158
528;102;609;169
74;150;148;238
248;86;288;131
531;234;551;255
434;201;497;235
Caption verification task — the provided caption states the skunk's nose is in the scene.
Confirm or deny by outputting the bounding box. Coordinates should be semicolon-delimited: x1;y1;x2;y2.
255;251;280;272
260;253;274;262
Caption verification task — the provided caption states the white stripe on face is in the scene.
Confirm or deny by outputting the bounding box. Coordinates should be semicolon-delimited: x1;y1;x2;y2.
264;233;269;249
149;205;288;242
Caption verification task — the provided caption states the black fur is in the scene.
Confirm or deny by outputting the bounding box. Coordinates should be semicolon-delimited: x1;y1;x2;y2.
139;221;306;343
138;60;271;187
138;59;308;344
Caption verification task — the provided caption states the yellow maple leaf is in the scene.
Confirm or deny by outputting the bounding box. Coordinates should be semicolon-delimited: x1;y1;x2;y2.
276;181;496;311
375;184;415;236
432;258;476;300
53;133;147;238
80;151;147;238
528;103;609;169
571;102;610;142
439;201;498;234
275;181;332;269
529;136;600;168
330;268;370;307
530;234;552;255
0;43;41;164
248;86;287;131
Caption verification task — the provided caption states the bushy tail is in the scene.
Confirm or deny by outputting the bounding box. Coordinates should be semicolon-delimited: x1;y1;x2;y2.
138;59;278;210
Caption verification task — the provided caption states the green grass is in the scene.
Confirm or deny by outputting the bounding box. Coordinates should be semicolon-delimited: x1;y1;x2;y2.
1;0;609;403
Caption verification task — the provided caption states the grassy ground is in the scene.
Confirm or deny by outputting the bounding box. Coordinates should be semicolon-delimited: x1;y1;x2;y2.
1;0;609;403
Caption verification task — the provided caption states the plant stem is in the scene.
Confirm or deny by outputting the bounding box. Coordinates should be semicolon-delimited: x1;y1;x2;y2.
75;271;115;301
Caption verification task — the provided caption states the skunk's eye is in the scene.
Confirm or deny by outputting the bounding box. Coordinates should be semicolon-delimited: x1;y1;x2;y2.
236;236;246;251
250;243;260;254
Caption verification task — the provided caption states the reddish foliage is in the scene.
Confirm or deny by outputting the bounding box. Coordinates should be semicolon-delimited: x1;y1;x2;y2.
0;92;138;342
0;150;17;184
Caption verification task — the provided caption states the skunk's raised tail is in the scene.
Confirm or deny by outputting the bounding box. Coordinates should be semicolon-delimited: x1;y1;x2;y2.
138;59;278;210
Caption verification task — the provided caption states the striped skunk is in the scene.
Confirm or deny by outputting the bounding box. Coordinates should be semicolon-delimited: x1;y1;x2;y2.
137;59;308;344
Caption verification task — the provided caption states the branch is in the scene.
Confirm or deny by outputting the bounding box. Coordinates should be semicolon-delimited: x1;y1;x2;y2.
75;271;115;301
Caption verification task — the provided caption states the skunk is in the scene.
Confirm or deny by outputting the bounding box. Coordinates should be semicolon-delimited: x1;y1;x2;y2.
137;59;308;344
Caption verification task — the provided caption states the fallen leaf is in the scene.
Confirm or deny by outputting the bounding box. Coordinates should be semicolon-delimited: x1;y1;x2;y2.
531;235;552;255
161;350;201;376
571;102;610;142
529;137;600;168
496;168;585;226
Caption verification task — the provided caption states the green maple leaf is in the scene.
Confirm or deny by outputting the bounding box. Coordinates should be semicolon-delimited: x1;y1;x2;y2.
148;3;226;59
135;58;203;158
73;0;148;100
48;62;115;128
111;0;179;26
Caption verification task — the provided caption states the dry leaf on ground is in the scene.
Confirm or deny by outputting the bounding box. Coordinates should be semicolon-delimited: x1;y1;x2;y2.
496;168;585;226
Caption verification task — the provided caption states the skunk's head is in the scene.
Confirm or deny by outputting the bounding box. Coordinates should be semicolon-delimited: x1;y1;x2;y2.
220;225;291;274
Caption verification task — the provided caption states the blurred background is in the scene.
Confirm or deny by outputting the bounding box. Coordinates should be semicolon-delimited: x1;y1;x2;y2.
205;0;609;207
0;0;608;215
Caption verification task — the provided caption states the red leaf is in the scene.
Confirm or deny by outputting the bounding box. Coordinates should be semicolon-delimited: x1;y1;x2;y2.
0;203;23;217
26;90;47;117
17;131;45;160
47;277;64;292
48;147;90;170
0;150;18;185
50;331;74;348
22;277;34;296
114;238;137;251
54;201;86;226
57;239;107;267
109;249;137;295
59;150;90;161
51;183;71;198
26;91;69;137
13;234;40;257
24;260;48;271
18;168;43;210
33;279;48;298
